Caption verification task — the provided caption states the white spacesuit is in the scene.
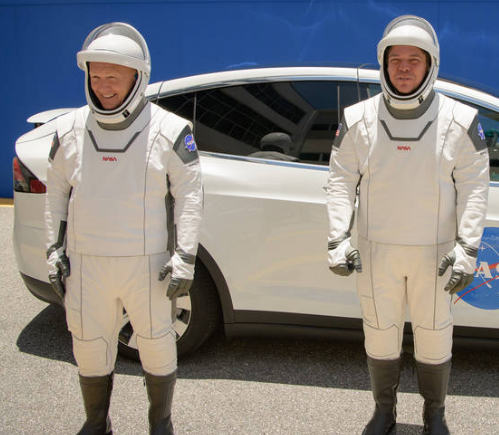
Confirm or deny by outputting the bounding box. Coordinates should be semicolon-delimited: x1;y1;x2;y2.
327;15;489;435
45;23;203;435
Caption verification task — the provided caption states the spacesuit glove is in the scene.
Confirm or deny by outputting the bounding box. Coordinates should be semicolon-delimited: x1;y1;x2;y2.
46;246;70;299
158;260;192;300
328;237;362;276
438;242;477;294
158;260;173;282
158;250;196;300
166;276;193;300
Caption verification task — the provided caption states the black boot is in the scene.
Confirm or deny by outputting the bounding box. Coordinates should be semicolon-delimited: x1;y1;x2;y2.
144;371;176;435
77;373;113;435
416;360;451;435
362;356;402;435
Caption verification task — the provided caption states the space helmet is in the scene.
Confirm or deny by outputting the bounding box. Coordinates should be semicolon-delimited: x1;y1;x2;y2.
377;15;439;110
77;22;151;124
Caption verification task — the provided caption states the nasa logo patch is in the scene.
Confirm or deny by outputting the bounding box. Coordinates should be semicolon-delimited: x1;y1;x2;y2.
455;227;499;310
477;122;486;141
184;134;197;152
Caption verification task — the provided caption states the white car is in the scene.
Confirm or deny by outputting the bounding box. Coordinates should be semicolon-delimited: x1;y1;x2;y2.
13;66;499;359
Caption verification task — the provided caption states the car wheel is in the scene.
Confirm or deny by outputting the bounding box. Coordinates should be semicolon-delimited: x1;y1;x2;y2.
117;260;221;360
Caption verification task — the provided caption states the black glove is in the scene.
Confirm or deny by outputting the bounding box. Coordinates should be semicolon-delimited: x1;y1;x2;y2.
47;247;70;299
166;277;193;299
49;271;67;300
438;249;474;295
158;260;173;282
332;248;362;276
438;243;477;295
158;260;193;299
328;238;362;276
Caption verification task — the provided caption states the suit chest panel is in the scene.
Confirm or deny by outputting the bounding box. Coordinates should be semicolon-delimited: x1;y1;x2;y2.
367;97;445;183
76;109;167;199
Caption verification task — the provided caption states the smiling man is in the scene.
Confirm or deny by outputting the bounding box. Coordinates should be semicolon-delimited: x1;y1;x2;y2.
326;15;489;435
88;62;138;110
45;22;203;435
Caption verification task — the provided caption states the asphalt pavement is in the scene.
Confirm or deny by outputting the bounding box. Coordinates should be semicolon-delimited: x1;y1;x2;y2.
1;204;498;435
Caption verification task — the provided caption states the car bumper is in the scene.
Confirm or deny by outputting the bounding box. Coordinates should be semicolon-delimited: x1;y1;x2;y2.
20;272;63;306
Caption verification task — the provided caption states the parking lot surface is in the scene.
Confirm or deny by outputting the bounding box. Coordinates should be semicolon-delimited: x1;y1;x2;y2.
1;205;499;435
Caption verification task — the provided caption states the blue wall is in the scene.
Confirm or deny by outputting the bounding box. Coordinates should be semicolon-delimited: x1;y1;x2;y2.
2;0;499;198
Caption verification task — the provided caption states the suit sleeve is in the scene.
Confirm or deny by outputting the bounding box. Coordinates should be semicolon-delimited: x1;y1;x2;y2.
45;131;71;252
326;118;361;245
454;113;489;250
167;125;204;279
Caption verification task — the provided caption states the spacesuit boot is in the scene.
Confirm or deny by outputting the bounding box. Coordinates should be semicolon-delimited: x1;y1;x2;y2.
76;373;113;435
145;371;176;435
362;357;402;435
416;360;451;435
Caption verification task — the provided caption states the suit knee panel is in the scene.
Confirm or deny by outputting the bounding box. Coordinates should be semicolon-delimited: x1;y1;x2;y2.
364;322;401;360
413;323;453;364
72;335;112;376
137;331;177;376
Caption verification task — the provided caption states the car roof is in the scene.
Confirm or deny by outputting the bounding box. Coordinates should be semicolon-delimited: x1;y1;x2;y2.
147;66;499;112
153;66;378;96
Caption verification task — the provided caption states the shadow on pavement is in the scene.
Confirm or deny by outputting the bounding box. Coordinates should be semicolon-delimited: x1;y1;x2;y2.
16;303;142;376
392;424;424;434
17;303;499;398
179;326;499;398
16;304;73;364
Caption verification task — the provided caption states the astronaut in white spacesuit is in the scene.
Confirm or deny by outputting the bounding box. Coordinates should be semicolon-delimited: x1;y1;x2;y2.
327;15;489;435
45;22;203;435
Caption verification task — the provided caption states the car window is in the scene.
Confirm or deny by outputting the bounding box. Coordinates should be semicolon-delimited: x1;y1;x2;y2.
155;80;379;166
156;93;195;122
450;99;499;181
476;106;499;181
364;83;382;99
291;81;349;164
187;80;377;165
156;82;499;177
194;85;288;156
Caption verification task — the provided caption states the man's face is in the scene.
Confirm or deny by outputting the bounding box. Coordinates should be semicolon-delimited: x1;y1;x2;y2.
386;45;429;95
89;62;137;110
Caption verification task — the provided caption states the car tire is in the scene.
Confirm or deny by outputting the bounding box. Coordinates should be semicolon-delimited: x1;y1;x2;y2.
117;260;221;360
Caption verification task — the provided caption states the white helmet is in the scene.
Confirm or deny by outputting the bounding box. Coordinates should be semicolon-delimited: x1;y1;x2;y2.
77;22;151;125
377;15;439;110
